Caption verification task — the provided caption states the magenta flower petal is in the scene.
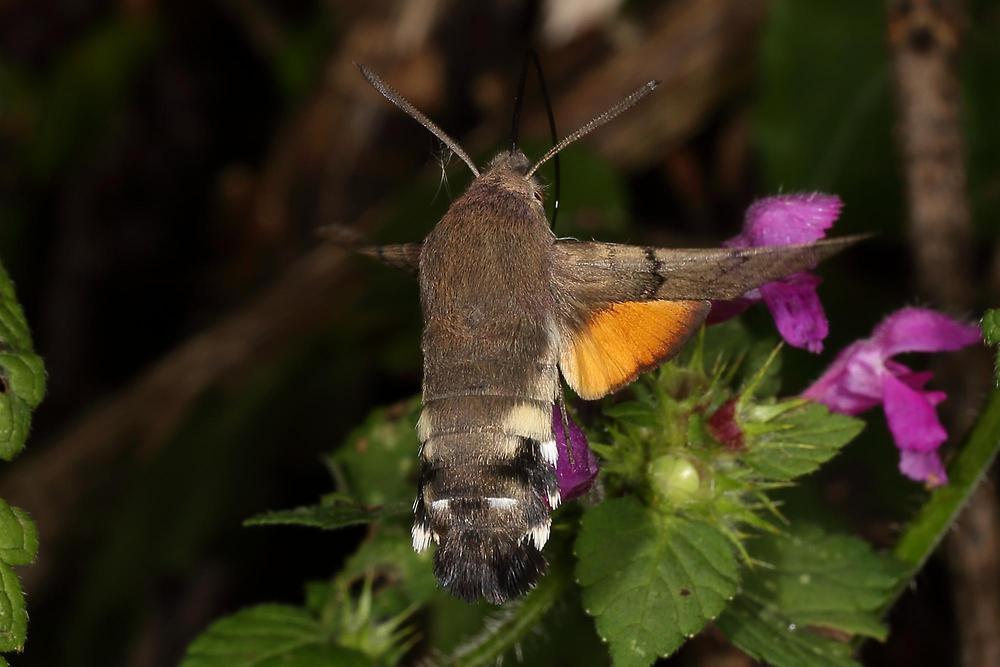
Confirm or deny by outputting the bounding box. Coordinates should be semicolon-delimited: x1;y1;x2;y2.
804;307;980;487
759;272;828;353
728;193;843;248
802;341;882;414
873;307;983;357
899;450;948;488
882;373;948;454
713;193;842;351
552;405;599;501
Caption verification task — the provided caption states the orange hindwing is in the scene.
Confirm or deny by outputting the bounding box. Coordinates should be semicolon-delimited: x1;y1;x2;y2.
559;300;710;400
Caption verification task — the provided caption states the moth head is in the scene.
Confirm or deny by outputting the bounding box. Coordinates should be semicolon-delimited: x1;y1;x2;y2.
482;150;546;210
428;497;548;604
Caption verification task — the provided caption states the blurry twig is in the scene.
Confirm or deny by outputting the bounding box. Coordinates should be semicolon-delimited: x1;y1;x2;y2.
519;0;766;169
887;0;974;308
887;2;999;665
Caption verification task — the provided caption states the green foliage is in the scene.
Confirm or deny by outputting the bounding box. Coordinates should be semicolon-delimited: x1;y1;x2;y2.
183;317;1000;666
571;324;883;664
740;401;865;480
182;542;420;667
717;525;902;667
716;597;857;667
576;498;739;666
0;266;46;461
892;389;1000;585
180;604;373;667
245;494;408;531
0;261;44;659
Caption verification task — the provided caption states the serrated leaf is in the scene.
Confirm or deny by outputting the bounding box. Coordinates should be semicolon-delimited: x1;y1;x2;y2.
576;498;739;666
717;525;904;667
0;263;46;461
180;604;372;667
741;525;901;640
742;401;864;480
0;562;27;652
983;309;1000;383
0;260;43;661
717;596;859;667
328;400;421;507
245;495;408;531
0;500;37;566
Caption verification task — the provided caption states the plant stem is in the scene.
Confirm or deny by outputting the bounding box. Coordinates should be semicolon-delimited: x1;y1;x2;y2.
890;389;1000;600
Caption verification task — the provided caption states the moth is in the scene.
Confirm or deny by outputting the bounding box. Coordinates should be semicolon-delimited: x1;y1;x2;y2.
343;64;858;605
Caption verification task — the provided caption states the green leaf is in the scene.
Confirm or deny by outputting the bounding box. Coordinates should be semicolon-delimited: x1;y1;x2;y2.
0;263;46;461
0;500;38;566
742;400;864;481
328;400;421;507
718;525;905;666
180;604;372;667
742;525;901;640
983;309;1000;383
245;494;408;531
575;498;739;666
717;596;858;667
0;260;44;659
0;562;27;652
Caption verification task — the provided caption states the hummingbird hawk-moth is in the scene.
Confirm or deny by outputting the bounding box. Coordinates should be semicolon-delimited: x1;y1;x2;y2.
343;64;858;605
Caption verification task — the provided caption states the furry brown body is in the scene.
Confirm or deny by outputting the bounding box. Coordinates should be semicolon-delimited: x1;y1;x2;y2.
414;153;560;603
347;64;862;604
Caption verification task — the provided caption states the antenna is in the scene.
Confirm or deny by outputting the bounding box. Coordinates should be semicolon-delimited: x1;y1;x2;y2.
358;63;480;177
510;50;561;228
526;80;659;178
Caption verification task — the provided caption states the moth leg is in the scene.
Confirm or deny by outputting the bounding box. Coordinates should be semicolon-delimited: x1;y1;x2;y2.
555;390;575;466
318;225;422;275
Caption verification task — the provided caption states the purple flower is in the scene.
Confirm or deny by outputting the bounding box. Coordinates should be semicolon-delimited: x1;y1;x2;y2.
552;405;600;501
803;308;982;487
710;193;843;353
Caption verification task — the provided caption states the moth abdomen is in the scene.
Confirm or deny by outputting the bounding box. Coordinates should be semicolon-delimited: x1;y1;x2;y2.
412;421;559;603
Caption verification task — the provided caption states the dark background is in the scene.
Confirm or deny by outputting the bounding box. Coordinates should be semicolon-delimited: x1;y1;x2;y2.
0;0;997;665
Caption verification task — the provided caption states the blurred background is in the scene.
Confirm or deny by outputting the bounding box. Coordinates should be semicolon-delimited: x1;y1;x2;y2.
0;0;998;665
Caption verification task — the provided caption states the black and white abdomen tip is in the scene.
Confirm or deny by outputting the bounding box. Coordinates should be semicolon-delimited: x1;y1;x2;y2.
412;434;559;604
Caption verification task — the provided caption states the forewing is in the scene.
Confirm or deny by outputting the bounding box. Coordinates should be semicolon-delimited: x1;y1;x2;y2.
318;226;422;275
551;235;862;400
552;235;863;301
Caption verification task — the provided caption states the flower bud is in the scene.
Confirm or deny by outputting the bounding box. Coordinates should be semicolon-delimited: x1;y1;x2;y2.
649;455;701;504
